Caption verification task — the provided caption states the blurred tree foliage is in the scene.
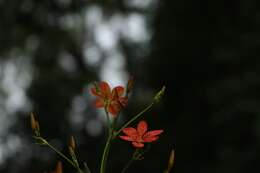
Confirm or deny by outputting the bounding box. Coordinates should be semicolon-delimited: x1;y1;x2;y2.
134;0;260;173
0;0;96;172
0;0;260;173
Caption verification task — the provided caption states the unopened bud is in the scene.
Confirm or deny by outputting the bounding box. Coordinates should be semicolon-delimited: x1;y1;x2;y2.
68;146;74;156
30;113;37;131
68;136;76;151
126;76;134;93
68;146;79;167
35;121;40;132
55;161;62;173
153;86;166;103
168;149;175;170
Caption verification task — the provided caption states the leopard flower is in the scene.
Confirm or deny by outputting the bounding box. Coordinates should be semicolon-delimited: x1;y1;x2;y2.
119;120;163;148
90;81;127;116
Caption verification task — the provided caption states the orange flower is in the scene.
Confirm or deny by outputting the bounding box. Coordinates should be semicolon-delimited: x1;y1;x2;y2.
90;81;127;116
119;120;163;148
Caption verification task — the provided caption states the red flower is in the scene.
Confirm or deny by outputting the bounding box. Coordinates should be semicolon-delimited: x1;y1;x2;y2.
90;81;127;116
119;120;163;148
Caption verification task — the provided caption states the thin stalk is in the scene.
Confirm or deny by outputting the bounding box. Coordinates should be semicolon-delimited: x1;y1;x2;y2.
46;142;75;167
100;108;114;173
100;134;113;173
121;158;134;173
44;141;84;173
100;109;121;173
34;137;83;173
111;111;120;131
113;102;154;137
105;110;111;133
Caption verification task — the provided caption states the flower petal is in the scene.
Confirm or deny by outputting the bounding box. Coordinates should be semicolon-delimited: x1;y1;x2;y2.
122;127;138;138
99;81;111;97
118;97;128;107
143;130;163;138
112;86;124;97
132;142;144;148
143;136;159;142
137;120;147;136
119;135;134;141
107;103;120;116
90;87;101;97
95;99;104;108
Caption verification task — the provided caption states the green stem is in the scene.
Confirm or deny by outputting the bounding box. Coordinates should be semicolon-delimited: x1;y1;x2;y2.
111;111;120;130
99;109;123;173
46;142;83;173
113;102;154;137
105;108;111;133
99;108;115;173
100;134;113;173
45;141;78;169
33;135;85;173
121;158;134;173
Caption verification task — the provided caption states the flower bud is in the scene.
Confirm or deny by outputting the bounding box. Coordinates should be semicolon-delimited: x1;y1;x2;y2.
68;146;74;156
153;86;166;103
168;149;175;169
35;121;40;132
55;161;62;173
30;113;37;131
68;136;76;151
126;76;134;94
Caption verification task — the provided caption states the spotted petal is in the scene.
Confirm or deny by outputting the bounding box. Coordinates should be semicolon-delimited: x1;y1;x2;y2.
143;136;159;142
95;99;104;108
118;97;128;107
137;120;148;136
107;103;121;116
143;130;163;141
119;135;134;141
122;127;138;138
99;81;112;98
112;86;125;97
132;142;144;148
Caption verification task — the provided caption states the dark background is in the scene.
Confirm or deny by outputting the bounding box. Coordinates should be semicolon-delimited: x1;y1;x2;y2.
0;0;259;172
